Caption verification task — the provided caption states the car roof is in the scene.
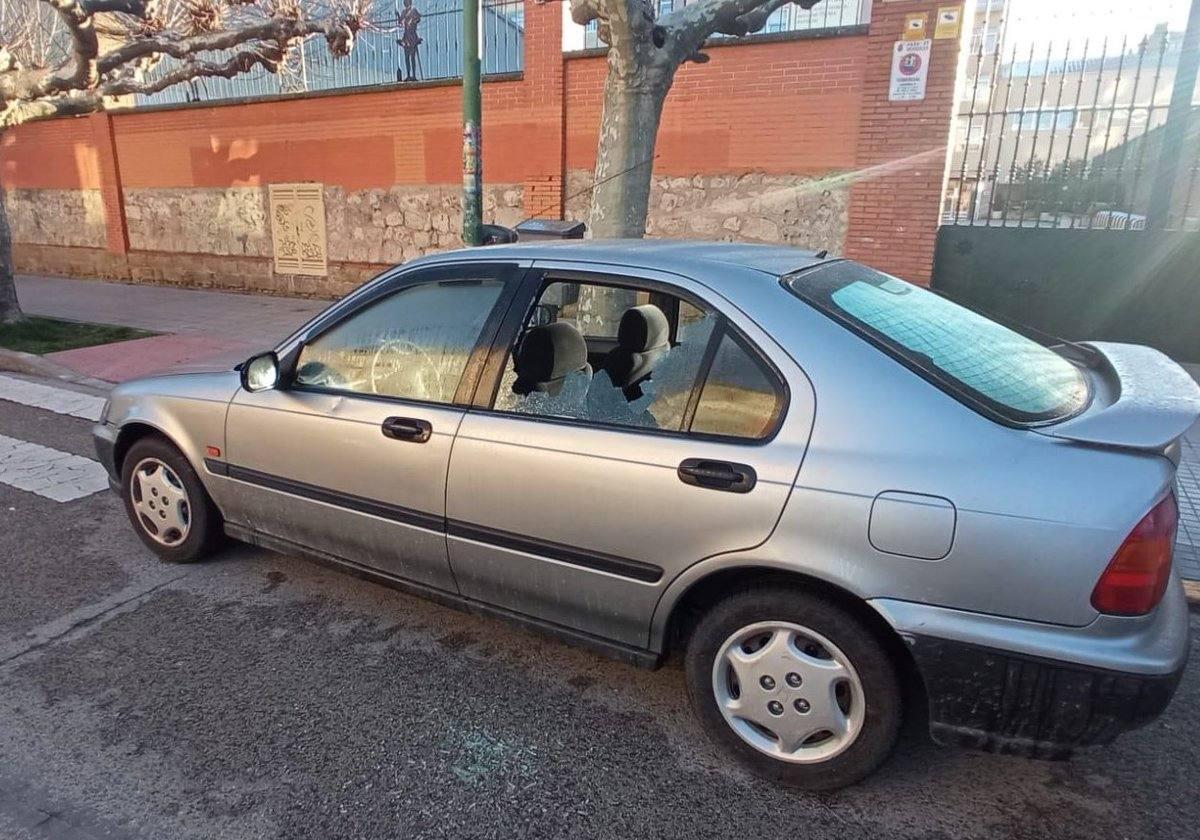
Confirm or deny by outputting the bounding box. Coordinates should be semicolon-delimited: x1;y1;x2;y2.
414;238;829;281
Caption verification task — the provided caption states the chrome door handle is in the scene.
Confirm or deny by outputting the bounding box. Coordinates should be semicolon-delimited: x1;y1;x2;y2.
381;416;432;443
677;459;756;493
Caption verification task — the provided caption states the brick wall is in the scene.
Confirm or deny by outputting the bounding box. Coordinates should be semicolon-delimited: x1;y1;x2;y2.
0;117;103;189
565;33;868;176
843;0;962;283
91;114;129;255
0;0;960;294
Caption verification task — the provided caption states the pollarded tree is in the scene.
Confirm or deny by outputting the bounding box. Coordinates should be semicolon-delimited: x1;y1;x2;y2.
570;0;822;238
0;0;368;324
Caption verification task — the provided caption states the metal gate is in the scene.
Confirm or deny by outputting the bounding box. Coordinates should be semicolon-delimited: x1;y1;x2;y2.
933;0;1200;361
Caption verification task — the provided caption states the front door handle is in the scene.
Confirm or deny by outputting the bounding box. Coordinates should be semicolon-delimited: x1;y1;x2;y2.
381;416;432;443
677;459;757;493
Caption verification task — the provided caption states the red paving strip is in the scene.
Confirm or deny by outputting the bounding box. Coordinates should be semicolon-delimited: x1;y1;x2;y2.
46;334;259;383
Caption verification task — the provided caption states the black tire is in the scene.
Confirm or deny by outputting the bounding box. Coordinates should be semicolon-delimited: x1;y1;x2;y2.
684;586;902;790
120;436;224;563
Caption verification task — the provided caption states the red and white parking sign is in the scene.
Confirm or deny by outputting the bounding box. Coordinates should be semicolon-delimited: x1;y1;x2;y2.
889;39;931;102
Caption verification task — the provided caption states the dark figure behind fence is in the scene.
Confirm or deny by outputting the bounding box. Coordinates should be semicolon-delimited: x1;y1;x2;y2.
397;0;422;82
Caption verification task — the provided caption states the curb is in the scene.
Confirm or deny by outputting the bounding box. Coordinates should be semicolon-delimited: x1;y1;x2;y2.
0;348;113;392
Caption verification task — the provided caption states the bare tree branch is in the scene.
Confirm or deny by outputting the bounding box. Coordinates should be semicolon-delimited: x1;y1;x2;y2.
582;0;824;237
715;0;795;37
570;0;604;27
4;1;149;101
0;0;101;102
97;15;357;77
0;0;367;127
660;0;820;61
0;0;370;327
105;43;285;97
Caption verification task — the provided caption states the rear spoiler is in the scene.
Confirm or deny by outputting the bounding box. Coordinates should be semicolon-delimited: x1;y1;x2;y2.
1035;342;1200;452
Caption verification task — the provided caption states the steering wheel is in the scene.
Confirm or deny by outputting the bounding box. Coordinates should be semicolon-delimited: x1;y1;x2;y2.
369;337;446;399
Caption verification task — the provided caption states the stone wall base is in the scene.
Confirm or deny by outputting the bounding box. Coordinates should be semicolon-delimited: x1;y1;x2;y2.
12;244;131;282
565;169;850;252
13;167;853;298
13;243;390;300
3;189;107;249
125;251;386;298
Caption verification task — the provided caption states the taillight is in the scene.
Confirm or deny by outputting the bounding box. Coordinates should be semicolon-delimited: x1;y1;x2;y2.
1091;494;1178;616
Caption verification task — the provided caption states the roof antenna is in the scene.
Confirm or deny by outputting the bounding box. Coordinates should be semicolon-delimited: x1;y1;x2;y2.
475;155;659;246
814;249;829;259
516;154;660;229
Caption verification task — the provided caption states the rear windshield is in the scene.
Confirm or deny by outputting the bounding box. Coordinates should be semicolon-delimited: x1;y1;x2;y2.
784;262;1089;425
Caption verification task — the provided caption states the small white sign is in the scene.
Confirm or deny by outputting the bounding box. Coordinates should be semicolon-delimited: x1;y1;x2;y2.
889;39;931;102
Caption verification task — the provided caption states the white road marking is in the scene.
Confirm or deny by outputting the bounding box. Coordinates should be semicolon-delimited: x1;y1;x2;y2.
0;374;105;421
0;434;110;502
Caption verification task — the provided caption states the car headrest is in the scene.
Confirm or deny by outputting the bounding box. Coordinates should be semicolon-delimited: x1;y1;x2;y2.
512;322;588;394
617;304;669;353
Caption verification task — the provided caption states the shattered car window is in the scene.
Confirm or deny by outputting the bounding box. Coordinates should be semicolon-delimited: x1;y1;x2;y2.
494;281;718;433
785;262;1089;424
582;314;716;432
295;280;503;403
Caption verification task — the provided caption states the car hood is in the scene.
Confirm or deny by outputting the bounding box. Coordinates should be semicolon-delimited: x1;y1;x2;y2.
1035;342;1200;451
109;368;242;406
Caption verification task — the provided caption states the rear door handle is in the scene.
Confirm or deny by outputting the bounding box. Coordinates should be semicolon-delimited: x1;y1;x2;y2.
677;458;757;493
381;416;432;443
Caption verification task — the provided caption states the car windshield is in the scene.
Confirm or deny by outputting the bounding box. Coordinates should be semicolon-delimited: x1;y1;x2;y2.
784;261;1089;424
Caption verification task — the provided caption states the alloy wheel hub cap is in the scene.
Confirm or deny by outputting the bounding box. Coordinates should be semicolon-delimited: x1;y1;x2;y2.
712;621;865;764
130;458;191;547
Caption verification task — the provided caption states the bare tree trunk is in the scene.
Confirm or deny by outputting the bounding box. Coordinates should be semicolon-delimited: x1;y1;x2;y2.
587;33;674;239
576;0;809;238
0;180;21;325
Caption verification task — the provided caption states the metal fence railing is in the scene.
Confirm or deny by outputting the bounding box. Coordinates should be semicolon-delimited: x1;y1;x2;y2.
579;0;870;50
135;0;524;107
944;0;1200;231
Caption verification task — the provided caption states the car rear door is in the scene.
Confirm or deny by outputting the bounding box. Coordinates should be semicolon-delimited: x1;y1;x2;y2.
444;261;815;649
221;261;527;592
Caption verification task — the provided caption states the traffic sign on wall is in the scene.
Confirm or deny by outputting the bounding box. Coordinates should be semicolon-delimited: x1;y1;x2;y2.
889;39;931;102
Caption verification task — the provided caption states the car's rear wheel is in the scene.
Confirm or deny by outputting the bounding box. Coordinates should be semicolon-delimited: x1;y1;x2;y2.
120;436;223;563
684;587;902;790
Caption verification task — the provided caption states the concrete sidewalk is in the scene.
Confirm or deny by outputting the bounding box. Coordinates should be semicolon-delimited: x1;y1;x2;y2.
15;274;327;382
1176;365;1200;583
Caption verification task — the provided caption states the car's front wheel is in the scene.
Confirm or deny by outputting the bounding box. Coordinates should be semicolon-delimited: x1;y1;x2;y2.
684;586;902;790
120;436;223;563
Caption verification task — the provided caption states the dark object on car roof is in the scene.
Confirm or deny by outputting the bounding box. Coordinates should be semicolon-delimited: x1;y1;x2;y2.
515;219;587;240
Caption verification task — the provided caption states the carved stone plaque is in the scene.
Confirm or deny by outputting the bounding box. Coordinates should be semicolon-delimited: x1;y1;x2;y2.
269;183;327;276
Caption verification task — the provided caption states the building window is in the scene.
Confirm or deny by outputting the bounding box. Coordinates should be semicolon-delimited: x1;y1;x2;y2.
1010;110;1075;132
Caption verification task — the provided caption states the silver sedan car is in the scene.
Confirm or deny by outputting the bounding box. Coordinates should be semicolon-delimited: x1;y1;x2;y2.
94;241;1197;789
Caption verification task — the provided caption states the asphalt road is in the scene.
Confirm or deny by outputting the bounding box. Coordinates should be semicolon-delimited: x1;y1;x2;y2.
1;393;1198;840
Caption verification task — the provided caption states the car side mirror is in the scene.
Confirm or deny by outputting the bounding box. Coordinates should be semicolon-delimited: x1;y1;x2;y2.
241;351;280;392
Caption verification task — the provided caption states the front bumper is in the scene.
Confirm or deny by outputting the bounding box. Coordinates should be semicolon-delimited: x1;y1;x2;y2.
92;422;122;494
872;582;1191;758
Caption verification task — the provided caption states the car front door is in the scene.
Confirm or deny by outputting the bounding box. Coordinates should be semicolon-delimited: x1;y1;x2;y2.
222;261;526;591
444;262;815;649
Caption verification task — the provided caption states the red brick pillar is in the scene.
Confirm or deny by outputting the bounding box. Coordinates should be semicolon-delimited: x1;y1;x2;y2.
90;112;129;256
843;0;962;284
519;0;566;218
